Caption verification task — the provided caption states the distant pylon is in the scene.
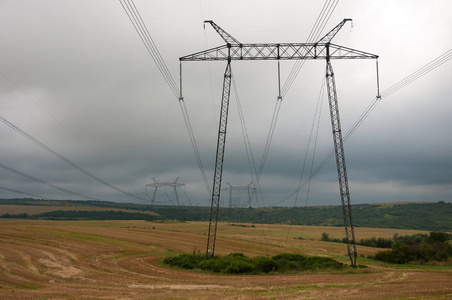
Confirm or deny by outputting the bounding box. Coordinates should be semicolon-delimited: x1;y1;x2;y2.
145;177;185;210
223;182;257;208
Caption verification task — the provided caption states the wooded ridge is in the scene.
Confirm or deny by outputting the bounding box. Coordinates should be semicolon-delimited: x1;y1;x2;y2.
1;198;450;231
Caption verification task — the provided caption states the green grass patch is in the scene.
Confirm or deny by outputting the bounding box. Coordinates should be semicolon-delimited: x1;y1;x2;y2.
164;252;345;274
13;284;43;290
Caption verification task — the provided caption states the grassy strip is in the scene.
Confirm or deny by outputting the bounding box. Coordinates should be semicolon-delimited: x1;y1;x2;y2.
164;252;345;274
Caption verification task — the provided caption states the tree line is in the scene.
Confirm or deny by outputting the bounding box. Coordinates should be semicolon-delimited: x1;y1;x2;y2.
1;199;451;231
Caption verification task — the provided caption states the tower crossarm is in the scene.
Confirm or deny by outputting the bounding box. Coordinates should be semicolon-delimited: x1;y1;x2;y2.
316;18;352;44
204;20;241;45
180;43;377;61
223;185;257;191
146;179;185;188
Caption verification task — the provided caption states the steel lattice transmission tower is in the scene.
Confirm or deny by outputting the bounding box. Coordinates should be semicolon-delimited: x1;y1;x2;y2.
179;19;379;266
145;177;185;210
223;182;257;209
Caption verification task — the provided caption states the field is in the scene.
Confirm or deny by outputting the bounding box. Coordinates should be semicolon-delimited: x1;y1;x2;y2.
0;219;451;299
0;205;158;216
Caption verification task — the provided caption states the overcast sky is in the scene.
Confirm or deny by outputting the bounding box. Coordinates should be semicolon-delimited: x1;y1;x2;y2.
0;0;451;208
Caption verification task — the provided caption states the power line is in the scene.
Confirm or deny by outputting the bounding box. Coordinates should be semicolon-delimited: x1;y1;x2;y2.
281;0;340;97
0;114;147;202
254;0;340;187
381;49;452;98
293;80;326;207
0;162;100;201
119;0;179;97
0;72;143;201
231;74;274;256
0;71;101;157
0;185;46;199
232;75;257;192
257;99;282;181
284;79;325;248
179;99;211;197
278;48;452;204
343;49;452;144
120;0;211;197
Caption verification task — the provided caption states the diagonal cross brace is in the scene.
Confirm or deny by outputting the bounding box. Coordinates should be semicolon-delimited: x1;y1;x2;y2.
204;20;241;45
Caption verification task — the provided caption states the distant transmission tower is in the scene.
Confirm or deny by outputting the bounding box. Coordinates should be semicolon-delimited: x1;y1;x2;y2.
145;177;185;210
223;182;257;224
223;182;257;208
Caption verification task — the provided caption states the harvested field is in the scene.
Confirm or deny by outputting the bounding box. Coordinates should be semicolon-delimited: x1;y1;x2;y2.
0;219;450;299
0;205;157;216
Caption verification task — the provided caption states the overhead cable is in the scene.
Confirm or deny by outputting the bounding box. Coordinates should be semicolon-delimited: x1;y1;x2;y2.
231;74;274;255
256;0;339;182
283;80;325;247
257;99;282;181
232;75;258;190
119;0;179;97
254;0;339;197
281;0;340;98
0;185;46;199
120;0;211;196
0;162;100;201
0;114;147;202
278;48;452;204
0;71;101;156
343;49;452;144
179;99;211;196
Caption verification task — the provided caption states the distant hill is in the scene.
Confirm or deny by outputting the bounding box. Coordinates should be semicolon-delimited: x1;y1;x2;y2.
1;198;451;231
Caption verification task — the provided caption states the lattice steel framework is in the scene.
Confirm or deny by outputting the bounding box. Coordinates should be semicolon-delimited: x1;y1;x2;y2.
205;60;232;258
145;177;184;210
224;182;257;208
325;58;357;265
180;19;379;266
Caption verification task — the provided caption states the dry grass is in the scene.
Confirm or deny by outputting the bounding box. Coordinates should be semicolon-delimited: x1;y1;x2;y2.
0;219;450;299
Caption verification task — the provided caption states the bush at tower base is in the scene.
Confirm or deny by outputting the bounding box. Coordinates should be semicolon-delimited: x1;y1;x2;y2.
163;252;345;274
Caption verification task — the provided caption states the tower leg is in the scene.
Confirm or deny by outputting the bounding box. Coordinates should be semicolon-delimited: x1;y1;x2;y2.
325;58;357;267
206;61;232;258
151;187;158;210
173;187;181;207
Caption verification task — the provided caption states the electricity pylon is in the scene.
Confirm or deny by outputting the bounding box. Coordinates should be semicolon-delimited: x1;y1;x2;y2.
223;182;257;208
180;19;379;266
145;177;185;210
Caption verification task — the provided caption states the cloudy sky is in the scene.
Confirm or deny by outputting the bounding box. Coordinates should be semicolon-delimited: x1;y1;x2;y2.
0;0;451;208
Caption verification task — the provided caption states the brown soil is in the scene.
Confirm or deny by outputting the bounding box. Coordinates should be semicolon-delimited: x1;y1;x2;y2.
0;219;450;299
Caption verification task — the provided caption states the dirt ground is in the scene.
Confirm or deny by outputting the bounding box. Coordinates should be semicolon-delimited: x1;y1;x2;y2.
0;219;450;299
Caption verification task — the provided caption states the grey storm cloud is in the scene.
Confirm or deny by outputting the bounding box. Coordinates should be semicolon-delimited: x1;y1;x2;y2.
0;0;451;207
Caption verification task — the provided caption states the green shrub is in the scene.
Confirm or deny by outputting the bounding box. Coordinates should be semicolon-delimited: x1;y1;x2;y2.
272;253;344;271
428;231;448;244
253;256;278;273
223;253;253;274
163;253;205;269
322;232;392;249
225;259;254;274
308;256;344;270
273;253;307;262
370;231;452;264
164;252;344;274
359;237;393;248
198;257;227;272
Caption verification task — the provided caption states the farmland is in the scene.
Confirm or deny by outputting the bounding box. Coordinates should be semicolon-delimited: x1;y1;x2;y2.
0;219;451;299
